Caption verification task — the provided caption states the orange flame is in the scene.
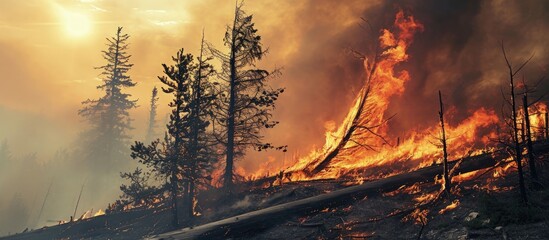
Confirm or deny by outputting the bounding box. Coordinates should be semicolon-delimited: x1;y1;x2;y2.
438;199;460;214
248;10;547;187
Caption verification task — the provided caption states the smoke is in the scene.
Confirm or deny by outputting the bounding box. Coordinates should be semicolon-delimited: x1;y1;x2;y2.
1;0;548;235
385;0;549;137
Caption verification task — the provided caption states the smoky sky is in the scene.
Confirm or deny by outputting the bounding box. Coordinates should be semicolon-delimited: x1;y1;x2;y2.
1;0;549;235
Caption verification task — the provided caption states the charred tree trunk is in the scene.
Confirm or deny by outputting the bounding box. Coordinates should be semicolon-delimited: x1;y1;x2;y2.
223;4;239;192
304;87;370;175
521;120;526;143
438;91;450;194
72;181;85;221
523;94;539;183
502;45;528;204
511;80;528;204
186;181;195;221
303;56;379;176
170;162;180;227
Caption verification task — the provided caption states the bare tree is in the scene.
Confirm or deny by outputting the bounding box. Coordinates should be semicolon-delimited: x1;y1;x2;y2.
438;91;450;194
501;44;532;204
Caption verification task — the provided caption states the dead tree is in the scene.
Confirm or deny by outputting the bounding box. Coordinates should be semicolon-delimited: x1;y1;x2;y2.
72;181;85;221
523;94;539;183
501;44;531;204
438;91;450;194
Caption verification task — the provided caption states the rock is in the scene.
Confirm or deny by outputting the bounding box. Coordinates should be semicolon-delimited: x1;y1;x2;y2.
440;227;468;240
425;230;437;239
494;226;503;231
464;212;479;222
482;219;490;225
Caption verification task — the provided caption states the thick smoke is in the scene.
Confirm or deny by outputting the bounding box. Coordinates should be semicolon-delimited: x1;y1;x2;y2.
0;0;548;235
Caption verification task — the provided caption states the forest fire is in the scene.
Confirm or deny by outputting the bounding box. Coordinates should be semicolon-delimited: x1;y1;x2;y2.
246;9;549;189
268;11;504;183
3;1;549;239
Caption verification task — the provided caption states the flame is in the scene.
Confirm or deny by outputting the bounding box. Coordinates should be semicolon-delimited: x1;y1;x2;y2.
403;208;429;225
282;10;502;182
245;10;547;192
438;199;460;214
452;170;482;183
286;10;425;176
93;209;105;217
518;102;548;141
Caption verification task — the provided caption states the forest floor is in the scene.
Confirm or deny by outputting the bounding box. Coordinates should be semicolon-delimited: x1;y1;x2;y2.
2;153;549;239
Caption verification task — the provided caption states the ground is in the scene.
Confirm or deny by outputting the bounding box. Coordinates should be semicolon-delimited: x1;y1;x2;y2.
2;154;549;239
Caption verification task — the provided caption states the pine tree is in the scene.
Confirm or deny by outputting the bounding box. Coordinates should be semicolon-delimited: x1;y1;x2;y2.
79;27;137;167
131;49;196;227
129;44;217;225
158;49;196;227
145;86;159;143
182;31;217;220
209;2;285;191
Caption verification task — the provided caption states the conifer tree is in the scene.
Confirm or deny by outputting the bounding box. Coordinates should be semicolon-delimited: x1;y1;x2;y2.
145;86;159;143
209;2;285;191
79;27;137;167
182;31;217;220
130;46;217;226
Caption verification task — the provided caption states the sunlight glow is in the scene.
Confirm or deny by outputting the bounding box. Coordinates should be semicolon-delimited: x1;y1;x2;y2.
58;7;92;38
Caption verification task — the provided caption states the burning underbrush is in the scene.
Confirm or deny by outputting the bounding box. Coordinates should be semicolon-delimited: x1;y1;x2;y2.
238;156;549;240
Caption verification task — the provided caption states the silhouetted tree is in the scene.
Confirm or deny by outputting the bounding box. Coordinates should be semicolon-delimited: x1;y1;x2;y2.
157;49;196;227
130;47;217;227
501;44;531;204
209;2;285;191
119;167;161;206
182;31;218;220
438;91;450;194
145;87;160;143
79;27;137;168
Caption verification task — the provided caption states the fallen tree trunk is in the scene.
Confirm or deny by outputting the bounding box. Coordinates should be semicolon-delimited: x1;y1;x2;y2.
152;144;549;240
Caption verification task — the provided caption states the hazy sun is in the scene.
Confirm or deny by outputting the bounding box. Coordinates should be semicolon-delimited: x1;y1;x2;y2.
58;7;92;38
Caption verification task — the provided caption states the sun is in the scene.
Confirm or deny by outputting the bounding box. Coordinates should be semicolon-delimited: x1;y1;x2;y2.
57;7;92;38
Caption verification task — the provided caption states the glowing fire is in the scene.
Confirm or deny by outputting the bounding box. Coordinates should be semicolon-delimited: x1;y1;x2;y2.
93;209;105;217
279;10;502;182
243;10;549;188
438;199;460;214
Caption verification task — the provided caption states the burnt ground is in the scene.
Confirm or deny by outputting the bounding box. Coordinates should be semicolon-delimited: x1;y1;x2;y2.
2;156;549;239
240;168;549;240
